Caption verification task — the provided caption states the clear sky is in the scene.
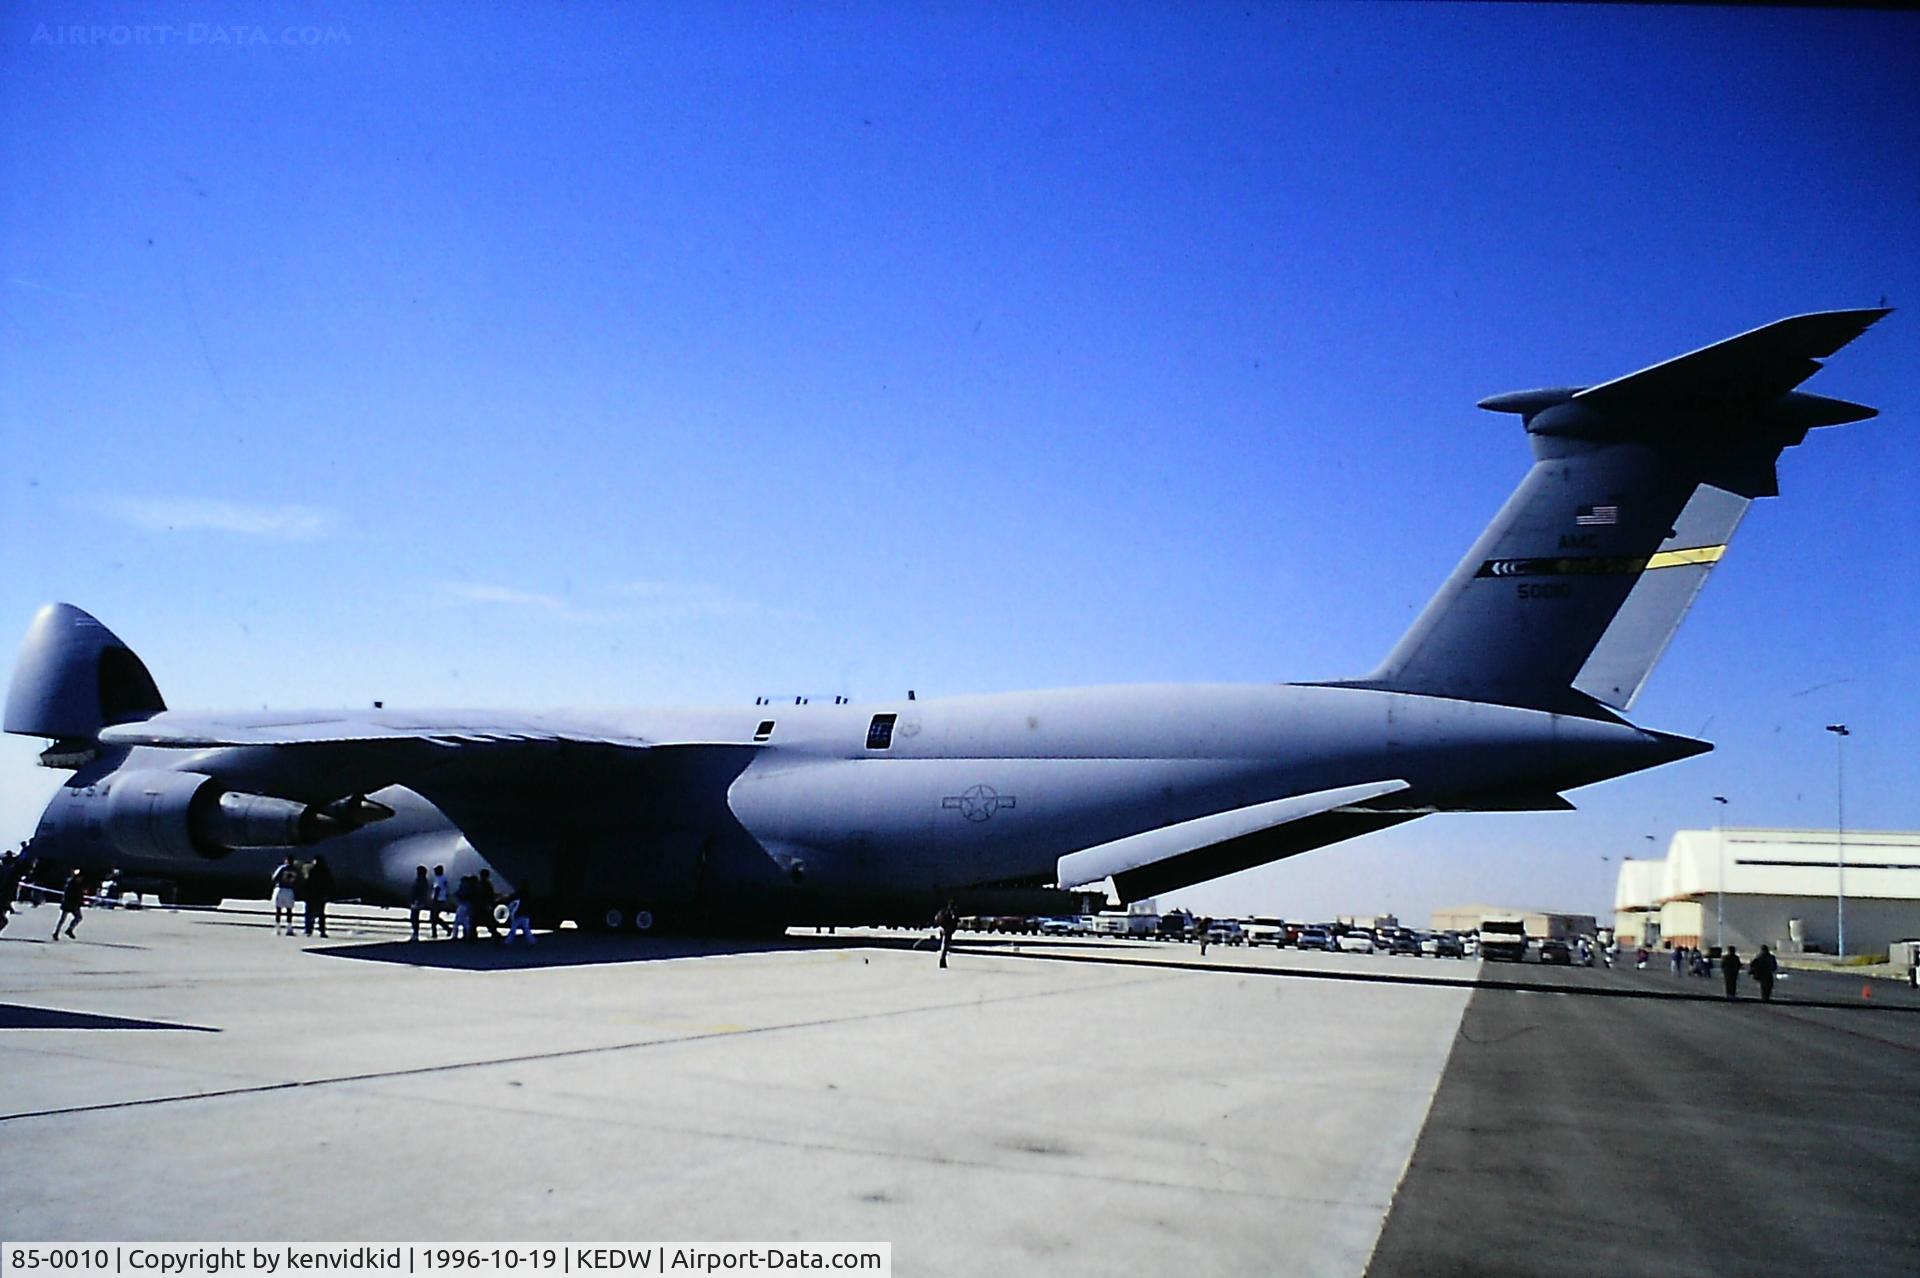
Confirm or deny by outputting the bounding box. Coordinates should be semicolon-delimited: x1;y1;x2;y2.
3;2;1915;925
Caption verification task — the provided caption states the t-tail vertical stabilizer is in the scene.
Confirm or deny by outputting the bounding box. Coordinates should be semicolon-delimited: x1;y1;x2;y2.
1347;308;1890;713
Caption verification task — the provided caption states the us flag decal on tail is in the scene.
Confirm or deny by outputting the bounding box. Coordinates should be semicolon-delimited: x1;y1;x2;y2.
1575;504;1619;526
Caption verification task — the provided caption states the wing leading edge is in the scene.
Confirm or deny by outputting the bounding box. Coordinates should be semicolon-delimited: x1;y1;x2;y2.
95;710;758;806
97;709;654;750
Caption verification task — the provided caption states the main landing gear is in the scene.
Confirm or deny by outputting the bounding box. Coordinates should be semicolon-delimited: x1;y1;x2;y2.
591;904;655;933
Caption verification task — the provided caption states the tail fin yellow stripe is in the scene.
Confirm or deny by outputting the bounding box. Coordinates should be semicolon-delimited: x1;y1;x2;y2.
1645;545;1726;571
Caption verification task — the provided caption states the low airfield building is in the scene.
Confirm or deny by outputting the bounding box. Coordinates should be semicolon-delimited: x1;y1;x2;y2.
1429;904;1598;939
1612;827;1920;956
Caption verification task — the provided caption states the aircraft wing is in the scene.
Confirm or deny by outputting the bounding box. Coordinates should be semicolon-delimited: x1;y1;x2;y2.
1057;779;1412;901
96;710;752;805
99;708;654;750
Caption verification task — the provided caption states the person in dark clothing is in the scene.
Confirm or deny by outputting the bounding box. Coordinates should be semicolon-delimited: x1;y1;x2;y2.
54;869;86;940
474;869;502;942
407;866;432;941
934;900;959;969
1750;944;1779;1002
453;875;475;939
0;853;26;933
304;855;334;937
1721;945;1743;999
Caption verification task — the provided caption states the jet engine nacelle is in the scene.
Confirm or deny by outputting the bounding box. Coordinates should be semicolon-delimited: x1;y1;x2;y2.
102;770;392;861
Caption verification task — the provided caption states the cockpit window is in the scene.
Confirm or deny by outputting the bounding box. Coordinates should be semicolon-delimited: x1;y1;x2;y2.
866;713;896;750
754;720;776;742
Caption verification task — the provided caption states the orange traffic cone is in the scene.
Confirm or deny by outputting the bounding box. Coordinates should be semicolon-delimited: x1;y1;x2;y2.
1861;983;1872;999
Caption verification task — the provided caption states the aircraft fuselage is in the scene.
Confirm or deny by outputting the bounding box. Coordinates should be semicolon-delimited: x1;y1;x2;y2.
26;682;1698;927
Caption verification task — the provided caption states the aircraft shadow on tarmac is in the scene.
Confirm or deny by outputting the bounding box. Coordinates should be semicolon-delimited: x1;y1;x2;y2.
0;1003;217;1032
312;930;939;971
312;931;1920;1015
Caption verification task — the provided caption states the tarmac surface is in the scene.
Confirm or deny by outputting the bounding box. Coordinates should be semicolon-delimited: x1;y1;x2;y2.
1;905;1465;1276
3;905;1916;1275
1368;956;1920;1277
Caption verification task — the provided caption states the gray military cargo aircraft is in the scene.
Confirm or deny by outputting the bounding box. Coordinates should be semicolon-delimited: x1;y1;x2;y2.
4;309;1890;930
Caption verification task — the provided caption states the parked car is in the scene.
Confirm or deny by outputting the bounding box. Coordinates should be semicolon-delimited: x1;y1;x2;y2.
1337;928;1376;955
1296;926;1336;952
1387;930;1421;956
1243;918;1286;947
1431;932;1465;958
1539;938;1573;965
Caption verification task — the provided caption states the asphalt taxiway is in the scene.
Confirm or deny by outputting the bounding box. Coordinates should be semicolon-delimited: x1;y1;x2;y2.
1367;956;1920;1277
3;907;1916;1276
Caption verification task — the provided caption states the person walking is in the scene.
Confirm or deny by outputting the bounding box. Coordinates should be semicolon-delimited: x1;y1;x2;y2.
0;852;26;933
934;899;958;969
1721;945;1743;1000
504;885;537;946
303;854;334;938
53;869;86;940
453;875;475;941
1751;944;1779;1003
407;866;432;942
271;854;301;934
1198;916;1213;957
474;869;502;942
430;864;452;938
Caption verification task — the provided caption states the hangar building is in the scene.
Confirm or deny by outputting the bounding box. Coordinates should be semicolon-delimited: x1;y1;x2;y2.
1612;827;1920;956
1429;904;1597;939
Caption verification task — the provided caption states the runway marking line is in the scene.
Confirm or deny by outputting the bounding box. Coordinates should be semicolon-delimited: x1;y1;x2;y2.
0;966;1183;1126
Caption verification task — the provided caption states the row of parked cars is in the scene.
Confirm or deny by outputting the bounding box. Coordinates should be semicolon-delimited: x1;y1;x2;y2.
981;913;1581;963
1292;925;1470;958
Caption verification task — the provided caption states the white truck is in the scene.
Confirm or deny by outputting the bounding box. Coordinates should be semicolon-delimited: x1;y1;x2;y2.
1479;918;1527;962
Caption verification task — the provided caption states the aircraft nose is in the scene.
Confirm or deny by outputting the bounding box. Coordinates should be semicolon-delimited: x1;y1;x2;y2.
23;781;83;865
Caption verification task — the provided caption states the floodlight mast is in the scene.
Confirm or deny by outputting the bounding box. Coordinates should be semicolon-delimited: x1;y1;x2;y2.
1713;795;1729;950
1825;724;1850;959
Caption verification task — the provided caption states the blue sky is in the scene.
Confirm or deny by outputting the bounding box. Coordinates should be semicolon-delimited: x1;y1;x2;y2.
3;2;1915;923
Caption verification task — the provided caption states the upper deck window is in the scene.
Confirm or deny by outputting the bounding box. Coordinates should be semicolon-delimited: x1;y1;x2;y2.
866;713;897;750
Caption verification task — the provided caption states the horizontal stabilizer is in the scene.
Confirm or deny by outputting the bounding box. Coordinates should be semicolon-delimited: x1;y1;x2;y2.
1573;307;1891;412
1057;779;1409;892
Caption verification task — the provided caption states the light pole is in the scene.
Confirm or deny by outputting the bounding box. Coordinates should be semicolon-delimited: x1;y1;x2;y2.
1644;834;1657;947
1826;724;1849;959
1713;796;1729;950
